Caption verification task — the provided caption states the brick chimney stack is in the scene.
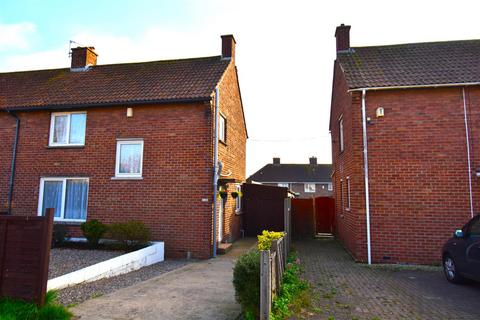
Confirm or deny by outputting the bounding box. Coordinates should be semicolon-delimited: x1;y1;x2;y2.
273;157;280;165
221;35;236;60
71;46;98;70
309;157;317;165
335;24;351;54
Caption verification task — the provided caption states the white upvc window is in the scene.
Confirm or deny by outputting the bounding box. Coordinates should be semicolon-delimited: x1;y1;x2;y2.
115;139;144;178
328;183;333;191
277;183;289;188
339;116;344;152
38;177;89;222
346;177;351;210
235;184;242;213
219;114;226;143
304;183;316;193
49;112;87;146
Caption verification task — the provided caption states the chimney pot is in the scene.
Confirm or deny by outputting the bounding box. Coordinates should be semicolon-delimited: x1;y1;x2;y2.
273;157;280;165
71;46;98;70
309;157;317;165
221;35;236;60
335;24;351;55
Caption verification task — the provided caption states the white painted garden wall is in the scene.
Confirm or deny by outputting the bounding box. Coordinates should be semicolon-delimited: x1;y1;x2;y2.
47;242;164;290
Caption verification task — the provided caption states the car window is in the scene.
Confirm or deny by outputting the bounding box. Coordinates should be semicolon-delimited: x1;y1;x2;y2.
467;217;480;236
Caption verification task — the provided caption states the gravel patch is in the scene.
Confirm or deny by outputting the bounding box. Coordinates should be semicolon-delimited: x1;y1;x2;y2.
49;248;122;279
58;259;192;306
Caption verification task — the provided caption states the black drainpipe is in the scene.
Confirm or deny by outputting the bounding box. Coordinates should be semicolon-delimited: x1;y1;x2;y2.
5;110;20;215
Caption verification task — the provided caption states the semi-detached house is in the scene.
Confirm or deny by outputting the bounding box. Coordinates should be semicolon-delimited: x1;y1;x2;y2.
0;35;247;259
331;24;480;264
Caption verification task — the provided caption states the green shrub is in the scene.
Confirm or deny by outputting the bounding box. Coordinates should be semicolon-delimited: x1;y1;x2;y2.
0;290;72;320
233;249;261;319
52;224;69;248
108;220;151;251
81;220;108;248
257;230;284;251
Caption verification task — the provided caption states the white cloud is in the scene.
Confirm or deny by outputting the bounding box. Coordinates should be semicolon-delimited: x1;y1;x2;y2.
0;22;36;51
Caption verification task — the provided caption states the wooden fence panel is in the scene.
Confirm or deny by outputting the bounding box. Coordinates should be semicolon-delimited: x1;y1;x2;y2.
260;236;290;320
0;209;54;305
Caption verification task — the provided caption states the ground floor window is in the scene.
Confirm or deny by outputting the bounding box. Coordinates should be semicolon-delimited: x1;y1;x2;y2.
235;184;242;212
38;177;89;221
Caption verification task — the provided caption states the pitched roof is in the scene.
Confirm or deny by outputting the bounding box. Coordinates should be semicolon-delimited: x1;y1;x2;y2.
247;163;332;183
337;39;480;90
0;56;230;110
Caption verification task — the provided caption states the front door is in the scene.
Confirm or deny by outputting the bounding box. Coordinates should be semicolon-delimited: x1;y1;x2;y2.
218;198;224;243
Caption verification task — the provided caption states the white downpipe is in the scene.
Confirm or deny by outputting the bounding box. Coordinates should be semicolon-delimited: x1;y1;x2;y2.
361;89;372;265
212;87;220;257
462;87;474;219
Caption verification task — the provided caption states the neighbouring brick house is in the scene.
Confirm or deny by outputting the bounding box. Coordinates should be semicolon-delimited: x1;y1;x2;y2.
330;24;480;264
247;157;332;198
0;35;247;259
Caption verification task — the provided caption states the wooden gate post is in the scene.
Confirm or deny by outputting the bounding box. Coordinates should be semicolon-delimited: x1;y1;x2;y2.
284;198;291;256
260;250;271;320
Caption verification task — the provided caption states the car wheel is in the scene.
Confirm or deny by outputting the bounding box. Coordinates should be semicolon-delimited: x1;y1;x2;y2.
443;255;464;284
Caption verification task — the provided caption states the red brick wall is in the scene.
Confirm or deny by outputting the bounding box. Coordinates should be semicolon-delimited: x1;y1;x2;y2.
330;61;366;261
332;71;480;263
217;63;247;243
1;103;215;259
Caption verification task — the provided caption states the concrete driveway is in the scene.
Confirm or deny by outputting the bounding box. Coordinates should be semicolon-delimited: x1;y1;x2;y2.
297;238;480;320
72;238;256;320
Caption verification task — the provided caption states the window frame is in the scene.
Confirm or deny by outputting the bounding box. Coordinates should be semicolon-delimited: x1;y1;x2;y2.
339;116;344;152
235;184;242;213
49;111;87;147
219;113;227;143
346;177;351;210
115;139;144;178
37;177;89;222
304;183;316;193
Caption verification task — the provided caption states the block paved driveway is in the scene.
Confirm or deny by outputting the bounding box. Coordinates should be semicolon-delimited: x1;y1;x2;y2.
296;238;480;320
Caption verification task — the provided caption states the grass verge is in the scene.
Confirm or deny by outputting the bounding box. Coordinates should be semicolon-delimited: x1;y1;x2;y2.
270;251;312;320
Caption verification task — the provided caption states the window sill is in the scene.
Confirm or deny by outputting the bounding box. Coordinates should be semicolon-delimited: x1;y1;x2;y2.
54;220;84;226
46;145;85;149
111;176;143;180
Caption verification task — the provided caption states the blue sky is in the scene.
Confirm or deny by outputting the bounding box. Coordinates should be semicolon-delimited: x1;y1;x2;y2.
0;0;198;56
2;0;480;175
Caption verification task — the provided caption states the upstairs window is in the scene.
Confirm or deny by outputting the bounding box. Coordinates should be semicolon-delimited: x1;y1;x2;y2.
49;112;86;146
339;116;344;152
304;183;316;193
219;114;227;143
115;139;144;178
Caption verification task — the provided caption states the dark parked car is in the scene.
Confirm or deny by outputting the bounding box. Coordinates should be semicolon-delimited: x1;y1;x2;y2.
442;215;480;283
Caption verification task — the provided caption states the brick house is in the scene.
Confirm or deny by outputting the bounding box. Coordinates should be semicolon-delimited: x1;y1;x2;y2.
330;24;480;264
0;35;247;259
247;157;332;198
